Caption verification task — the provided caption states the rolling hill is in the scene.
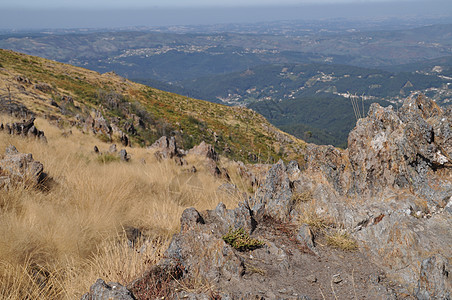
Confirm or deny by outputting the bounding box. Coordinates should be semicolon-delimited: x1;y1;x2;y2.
0;49;305;163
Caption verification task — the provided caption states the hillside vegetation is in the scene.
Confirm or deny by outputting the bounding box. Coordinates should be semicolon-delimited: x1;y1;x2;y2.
0;118;244;299
0;49;305;163
0;49;308;298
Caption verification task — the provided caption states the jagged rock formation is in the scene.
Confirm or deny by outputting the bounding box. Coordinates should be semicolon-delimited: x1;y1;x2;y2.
149;136;181;160
84;161;397;299
83;96;451;299
188;141;219;162
0;145;45;189
0;117;46;141
84;110;113;138
296;95;452;296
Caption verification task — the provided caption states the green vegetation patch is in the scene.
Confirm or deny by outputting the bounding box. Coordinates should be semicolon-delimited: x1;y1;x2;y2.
96;153;120;164
222;227;264;251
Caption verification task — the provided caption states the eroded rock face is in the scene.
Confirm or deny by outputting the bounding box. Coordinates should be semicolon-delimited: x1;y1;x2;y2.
415;254;451;300
303;95;451;206
149;136;180;159
188;141;219;162
249;160;293;221
298;96;451;295
0;145;44;188
84;110;112;137
347;96;451;205
83;96;450;299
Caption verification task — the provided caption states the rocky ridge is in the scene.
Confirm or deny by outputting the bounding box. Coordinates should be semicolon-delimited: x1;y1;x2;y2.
83;95;451;299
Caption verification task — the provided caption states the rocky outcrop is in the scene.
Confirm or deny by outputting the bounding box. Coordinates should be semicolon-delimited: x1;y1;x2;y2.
304;96;451;203
249;160;294;221
81;279;134;300
33;82;53;93
347;96;451;203
188;141;219;162
415;254;451;300
188;141;230;179
149;136;180;160
83;96;450;299
0;117;46;141
0;145;44;189
84;110;112;137
297;95;452;295
84;160;395;299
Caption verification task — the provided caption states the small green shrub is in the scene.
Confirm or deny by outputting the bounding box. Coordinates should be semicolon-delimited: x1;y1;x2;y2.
96;153;119;164
222;227;264;251
98;133;111;143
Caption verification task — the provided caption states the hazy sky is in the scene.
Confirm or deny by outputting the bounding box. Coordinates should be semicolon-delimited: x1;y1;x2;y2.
0;0;435;8
0;0;450;30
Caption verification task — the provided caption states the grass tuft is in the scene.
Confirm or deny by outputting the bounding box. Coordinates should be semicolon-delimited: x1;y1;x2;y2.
96;153;120;164
325;229;358;251
0;117;242;299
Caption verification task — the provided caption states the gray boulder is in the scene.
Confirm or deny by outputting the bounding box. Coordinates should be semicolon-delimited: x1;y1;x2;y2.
249;160;293;221
81;279;134;300
0;145;44;188
149;136;179;160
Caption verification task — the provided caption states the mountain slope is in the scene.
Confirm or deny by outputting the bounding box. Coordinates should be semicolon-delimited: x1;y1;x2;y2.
0;49;305;163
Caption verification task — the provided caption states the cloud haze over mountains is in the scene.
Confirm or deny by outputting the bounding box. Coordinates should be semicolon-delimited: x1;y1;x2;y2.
0;0;451;29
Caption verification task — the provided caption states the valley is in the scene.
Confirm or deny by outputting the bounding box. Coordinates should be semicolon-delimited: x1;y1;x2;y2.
0;13;451;299
1;20;450;148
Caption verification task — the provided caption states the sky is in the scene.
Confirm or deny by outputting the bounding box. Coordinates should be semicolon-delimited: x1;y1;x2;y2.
0;0;450;30
2;0;427;9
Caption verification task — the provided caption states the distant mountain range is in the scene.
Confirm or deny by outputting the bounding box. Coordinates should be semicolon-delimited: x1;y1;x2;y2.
1;22;450;148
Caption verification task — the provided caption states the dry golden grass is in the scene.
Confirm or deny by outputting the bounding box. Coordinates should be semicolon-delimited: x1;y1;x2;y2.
0;117;242;299
296;198;358;251
325;229;358;251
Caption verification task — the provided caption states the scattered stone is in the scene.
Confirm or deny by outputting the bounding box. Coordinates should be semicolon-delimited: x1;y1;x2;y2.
120;132;129;147
60;95;74;105
93;146;99;154
296;224;316;253
1;117;46;141
84;110;112;137
306;275;317;283
50;100;59;108
81;279;134;300
14;75;32;84
109;144;117;153
119;149;129;162
332;274;342;284
174;156;187;166
34;83;52;93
